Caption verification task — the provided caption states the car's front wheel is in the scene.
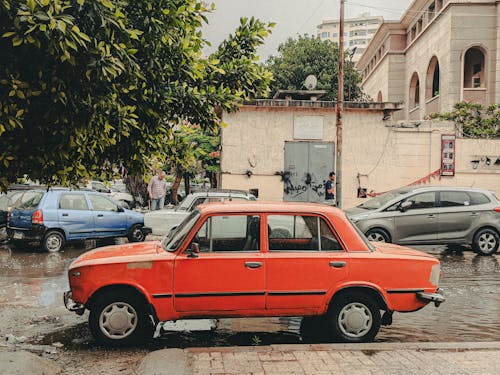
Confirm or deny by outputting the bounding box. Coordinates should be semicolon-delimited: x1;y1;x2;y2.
127;224;146;242
472;228;499;256
43;230;65;253
365;228;390;243
89;292;153;346
329;293;381;343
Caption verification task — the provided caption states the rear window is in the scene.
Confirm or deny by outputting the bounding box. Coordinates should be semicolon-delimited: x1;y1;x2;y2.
12;191;44;209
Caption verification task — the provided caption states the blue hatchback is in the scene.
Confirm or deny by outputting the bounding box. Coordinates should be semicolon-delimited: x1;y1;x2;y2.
7;189;151;252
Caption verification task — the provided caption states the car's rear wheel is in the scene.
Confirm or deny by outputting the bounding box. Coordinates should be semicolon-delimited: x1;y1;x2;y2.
43;230;65;253
127;224;145;242
472;228;499;256
329;293;381;343
89;291;153;346
365;228;390;243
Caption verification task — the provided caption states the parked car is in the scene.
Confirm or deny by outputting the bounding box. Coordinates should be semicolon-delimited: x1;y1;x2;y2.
7;189;151;252
64;201;444;346
85;180;135;209
345;186;500;256
145;190;257;235
0;190;24;241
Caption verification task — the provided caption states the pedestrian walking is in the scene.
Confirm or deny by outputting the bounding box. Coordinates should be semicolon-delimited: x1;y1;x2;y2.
147;171;167;211
324;171;335;206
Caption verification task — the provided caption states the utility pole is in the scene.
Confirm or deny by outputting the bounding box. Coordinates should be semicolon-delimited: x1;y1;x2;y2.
336;0;344;208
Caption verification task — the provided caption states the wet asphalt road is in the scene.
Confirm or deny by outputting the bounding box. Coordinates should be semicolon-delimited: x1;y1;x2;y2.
0;241;498;349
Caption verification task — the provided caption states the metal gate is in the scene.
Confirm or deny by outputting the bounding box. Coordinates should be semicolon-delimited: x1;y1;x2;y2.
283;142;335;202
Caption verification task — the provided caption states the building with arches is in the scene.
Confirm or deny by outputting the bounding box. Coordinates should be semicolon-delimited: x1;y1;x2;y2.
356;0;499;120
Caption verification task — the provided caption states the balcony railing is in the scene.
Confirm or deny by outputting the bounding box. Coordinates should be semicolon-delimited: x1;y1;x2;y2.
462;88;487;105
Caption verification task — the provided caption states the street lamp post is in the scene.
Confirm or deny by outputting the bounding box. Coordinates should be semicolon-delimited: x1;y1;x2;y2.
335;0;344;208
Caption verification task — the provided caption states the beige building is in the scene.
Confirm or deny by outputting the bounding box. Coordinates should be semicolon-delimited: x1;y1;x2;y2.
317;13;384;63
220;100;500;208
357;0;500;120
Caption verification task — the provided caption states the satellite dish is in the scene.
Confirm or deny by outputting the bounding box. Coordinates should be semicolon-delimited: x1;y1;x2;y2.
304;75;318;90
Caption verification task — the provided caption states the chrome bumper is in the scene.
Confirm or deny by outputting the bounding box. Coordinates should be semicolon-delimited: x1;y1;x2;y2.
63;291;85;315
417;288;445;307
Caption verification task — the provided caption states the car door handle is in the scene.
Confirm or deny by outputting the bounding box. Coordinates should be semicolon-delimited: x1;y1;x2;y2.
470;212;478;216
427;214;435;218
329;261;346;268
97;214;104;217
244;261;262;269
62;213;68;217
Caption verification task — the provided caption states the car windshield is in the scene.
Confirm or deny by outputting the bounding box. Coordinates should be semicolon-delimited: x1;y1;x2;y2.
357;188;412;210
12;191;44;209
162;209;200;252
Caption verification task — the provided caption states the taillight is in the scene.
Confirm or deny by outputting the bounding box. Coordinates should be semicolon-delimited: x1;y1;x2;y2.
494;207;500;213
32;210;43;225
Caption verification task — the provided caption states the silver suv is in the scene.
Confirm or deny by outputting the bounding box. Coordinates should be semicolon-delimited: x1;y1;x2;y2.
145;190;256;236
345;186;500;255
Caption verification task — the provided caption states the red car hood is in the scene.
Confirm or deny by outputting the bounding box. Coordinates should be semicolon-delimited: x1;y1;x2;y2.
373;242;436;259
70;241;166;269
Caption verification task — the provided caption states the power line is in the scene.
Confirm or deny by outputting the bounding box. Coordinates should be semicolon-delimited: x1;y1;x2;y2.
296;0;328;35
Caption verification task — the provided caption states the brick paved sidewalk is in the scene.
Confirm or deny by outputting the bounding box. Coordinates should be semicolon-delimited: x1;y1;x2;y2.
183;342;500;375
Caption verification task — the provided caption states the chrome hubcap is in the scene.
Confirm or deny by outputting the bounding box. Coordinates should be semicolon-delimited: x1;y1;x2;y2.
46;235;62;252
338;302;373;338
367;232;386;242
478;233;497;252
99;302;138;339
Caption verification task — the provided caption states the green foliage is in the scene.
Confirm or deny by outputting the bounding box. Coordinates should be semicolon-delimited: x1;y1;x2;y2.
0;1;273;190
431;102;500;138
266;35;365;101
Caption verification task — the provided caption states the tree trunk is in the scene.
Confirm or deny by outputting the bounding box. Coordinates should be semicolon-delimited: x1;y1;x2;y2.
184;173;190;196
171;170;183;205
125;174;148;208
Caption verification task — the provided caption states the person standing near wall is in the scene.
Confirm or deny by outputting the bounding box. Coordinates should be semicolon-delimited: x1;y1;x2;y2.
148;171;167;210
324;171;336;206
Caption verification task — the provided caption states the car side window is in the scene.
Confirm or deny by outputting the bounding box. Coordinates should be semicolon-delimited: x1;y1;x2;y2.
59;194;89;210
468;192;490;205
190;215;260;252
89;195;118;211
403;192;436;210
189;197;207;211
268;215;342;251
440;191;470;207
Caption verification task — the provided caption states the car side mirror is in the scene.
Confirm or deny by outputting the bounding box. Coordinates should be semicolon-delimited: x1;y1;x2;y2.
400;201;413;212
117;206;124;212
186;243;199;258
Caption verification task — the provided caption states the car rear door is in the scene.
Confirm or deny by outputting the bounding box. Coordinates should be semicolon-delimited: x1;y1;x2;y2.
88;193;127;237
437;190;477;241
57;193;94;240
173;214;266;312
265;214;348;310
393;191;438;243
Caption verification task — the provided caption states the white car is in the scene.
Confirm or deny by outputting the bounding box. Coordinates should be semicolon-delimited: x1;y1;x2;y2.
145;190;256;236
86;180;135;209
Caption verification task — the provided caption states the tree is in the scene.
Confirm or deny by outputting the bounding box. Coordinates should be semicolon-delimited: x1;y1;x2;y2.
266;35;365;101
432;102;500;138
0;1;273;190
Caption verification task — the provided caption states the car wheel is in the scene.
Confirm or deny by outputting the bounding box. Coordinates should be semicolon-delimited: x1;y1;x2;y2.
329;293;381;343
472;228;499;256
127;224;145;242
365;228;390;243
89;291;153;346
43;230;65;253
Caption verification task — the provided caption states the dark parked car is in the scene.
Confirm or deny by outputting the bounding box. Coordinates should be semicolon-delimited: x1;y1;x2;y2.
0;190;23;241
7;189;151;252
346;186;500;256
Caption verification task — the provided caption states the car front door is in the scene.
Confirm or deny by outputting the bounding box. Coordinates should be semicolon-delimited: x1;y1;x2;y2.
88;194;127;237
265;214;348;310
57;193;94;239
393;192;438;243
437;190;476;241
173;214;266;312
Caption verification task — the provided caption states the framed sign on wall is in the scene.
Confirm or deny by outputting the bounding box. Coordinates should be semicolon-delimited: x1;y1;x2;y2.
441;134;456;176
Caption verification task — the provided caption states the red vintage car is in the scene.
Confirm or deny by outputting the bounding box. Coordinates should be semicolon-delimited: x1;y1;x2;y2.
64;202;444;346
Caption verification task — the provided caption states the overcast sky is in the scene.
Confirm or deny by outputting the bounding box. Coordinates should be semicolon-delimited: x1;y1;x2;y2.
203;0;413;59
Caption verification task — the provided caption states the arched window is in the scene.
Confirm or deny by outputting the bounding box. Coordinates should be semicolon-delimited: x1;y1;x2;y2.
426;56;440;99
376;91;382;102
464;47;485;88
409;72;420;109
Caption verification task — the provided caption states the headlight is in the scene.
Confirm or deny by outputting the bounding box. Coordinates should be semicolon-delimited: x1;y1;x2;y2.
429;264;441;286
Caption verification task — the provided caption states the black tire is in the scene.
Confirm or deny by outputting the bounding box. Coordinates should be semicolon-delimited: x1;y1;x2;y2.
300;316;332;342
89;291;154;346
365;228;391;243
472;228;499;256
42;230;65;253
328;292;381;343
127;224;145;242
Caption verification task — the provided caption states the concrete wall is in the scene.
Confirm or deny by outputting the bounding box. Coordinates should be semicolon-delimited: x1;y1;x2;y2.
221;106;500;209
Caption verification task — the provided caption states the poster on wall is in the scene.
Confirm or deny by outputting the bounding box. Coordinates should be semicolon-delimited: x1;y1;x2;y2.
441;134;456;176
